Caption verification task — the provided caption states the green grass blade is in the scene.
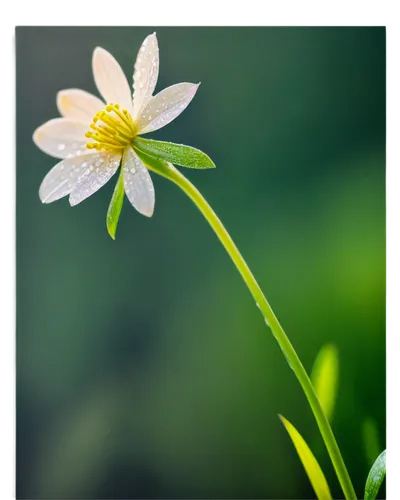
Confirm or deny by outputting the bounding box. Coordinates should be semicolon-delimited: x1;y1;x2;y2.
279;415;332;500
133;136;215;169
364;450;386;500
362;417;381;467
106;169;124;240
311;344;339;422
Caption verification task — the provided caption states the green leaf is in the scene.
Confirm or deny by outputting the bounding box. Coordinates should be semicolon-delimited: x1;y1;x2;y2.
106;169;124;240
133;136;215;169
362;417;381;467
279;415;332;500
134;148;172;178
364;450;386;500
311;344;339;422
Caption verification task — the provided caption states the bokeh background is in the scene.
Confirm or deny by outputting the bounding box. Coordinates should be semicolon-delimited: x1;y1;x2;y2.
16;27;385;499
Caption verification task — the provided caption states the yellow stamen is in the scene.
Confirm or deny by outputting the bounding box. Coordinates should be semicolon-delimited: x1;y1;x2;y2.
85;103;138;152
96;113;132;140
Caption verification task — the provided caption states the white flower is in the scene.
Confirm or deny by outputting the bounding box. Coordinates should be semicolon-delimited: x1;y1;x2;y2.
33;33;199;217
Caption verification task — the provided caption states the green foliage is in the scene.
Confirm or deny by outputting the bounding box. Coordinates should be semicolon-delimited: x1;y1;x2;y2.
133;136;215;169
364;450;386;500
279;415;332;500
106;169;125;240
311;344;339;422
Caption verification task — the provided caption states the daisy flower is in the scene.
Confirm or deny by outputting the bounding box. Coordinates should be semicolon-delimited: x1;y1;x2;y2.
33;33;214;235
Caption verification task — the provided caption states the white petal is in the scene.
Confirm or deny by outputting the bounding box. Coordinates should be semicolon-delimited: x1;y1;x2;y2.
132;33;159;119
33;118;90;159
122;148;155;217
136;83;199;135
39;152;103;204
92;47;133;113
57;89;104;122
69;151;121;206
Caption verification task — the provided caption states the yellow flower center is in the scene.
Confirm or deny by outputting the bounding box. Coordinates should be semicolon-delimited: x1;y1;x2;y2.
85;103;137;153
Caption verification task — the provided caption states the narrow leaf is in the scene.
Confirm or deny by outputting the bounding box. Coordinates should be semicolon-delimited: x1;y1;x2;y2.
311;344;339;422
134;148;172;179
279;415;332;500
106;169;124;240
133;136;215;169
364;450;386;500
362;417;381;467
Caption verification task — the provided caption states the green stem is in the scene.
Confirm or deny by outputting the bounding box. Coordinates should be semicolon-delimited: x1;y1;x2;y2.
140;152;357;500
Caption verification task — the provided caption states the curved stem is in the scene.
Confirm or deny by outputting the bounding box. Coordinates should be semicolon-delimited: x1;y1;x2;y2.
141;154;357;500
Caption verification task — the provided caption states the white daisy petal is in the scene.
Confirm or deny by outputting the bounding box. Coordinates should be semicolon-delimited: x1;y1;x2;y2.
57;89;104;122
33;118;89;159
92;47;133;113
122;148;155;217
69;151;121;206
137;83;199;135
39;152;103;204
132;33;159;119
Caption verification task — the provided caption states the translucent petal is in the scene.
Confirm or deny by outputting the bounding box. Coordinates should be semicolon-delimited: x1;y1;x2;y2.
122;148;155;217
69;152;121;206
137;83;199;135
57;88;104;122
39;152;103;204
33;118;90;159
132;33;159;119
92;47;133;113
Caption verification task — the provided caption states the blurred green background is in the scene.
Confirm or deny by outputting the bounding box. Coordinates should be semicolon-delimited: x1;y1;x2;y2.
16;27;385;499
